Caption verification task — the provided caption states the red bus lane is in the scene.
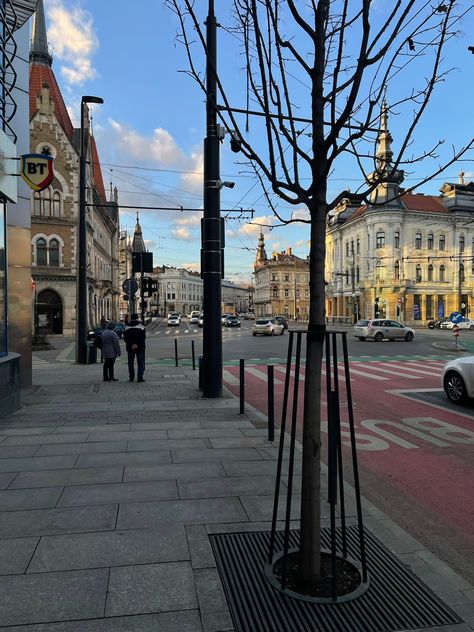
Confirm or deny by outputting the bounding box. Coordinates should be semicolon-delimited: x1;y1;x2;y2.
223;359;474;580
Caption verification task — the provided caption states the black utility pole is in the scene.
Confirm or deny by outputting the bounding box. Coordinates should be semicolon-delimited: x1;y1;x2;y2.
140;252;145;323
202;0;222;397
76;95;103;364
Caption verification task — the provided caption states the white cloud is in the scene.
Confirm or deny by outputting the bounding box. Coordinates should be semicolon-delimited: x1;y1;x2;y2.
108;119;184;165
47;1;98;86
174;212;203;227
291;207;311;221
239;215;275;238
182;262;200;272
171;227;193;241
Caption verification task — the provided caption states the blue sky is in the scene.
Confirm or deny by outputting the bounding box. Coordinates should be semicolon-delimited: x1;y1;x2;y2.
42;1;474;285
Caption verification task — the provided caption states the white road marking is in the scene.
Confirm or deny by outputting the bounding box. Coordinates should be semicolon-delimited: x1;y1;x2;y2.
223;369;240;385
351;362;422;379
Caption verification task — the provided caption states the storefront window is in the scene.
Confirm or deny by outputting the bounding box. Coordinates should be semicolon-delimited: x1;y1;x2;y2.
0;203;6;356
414;294;421;320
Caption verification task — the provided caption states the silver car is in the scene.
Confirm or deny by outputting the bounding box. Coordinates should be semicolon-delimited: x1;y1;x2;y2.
442;356;474;404
252;318;284;336
353;319;415;342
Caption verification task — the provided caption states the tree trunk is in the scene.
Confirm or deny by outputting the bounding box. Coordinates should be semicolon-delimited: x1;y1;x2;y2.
298;196;327;583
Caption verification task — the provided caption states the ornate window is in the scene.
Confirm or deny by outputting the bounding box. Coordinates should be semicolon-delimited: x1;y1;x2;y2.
52;192;61;217
394;260;400;280
37;238;47;265
416;264;422;282
427;264;433;281
415;233;422;249
33;192;41;216
43;188;51;217
439;265;446;282
394;232;400;249
427;234;434;250
356;238;360;254
376;232;385;249
459;236;465;253
272;286;278;299
49;239;59;266
439;235;445;251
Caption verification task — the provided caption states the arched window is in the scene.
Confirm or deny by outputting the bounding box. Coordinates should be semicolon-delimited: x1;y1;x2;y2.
37;238;47;265
52;192;60;217
394;260;400;280
42;189;51;217
33;192;41;216
49;239;59;266
439;265;445;282
427;264;433;281
416;264;422;282
415;233;422;249
427;234;434;250
439;235;445;251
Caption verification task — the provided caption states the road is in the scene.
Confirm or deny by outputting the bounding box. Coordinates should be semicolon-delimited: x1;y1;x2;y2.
34;318;474;582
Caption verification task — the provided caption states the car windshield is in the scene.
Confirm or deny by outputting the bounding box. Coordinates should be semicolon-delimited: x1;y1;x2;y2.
256;319;270;325
355;320;369;327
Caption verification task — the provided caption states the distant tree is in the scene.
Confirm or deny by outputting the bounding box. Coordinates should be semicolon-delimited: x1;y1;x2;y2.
168;0;473;585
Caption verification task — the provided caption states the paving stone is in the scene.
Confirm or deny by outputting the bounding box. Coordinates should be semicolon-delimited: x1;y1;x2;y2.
0;611;204;631
194;567;228;613
209;437;274;448
131;422;202;431
117;497;248;530
221;459;296;477
171;448;262;463
10;466;124;489
87;430;168;442
53;423;131;433
127;438;209;451
0;487;63;511
185;525;215;569
2;433;90;446
0;568;108;627
0;455;77;473
178;475;277;499
256;446;302;460
200;609;234;632
0;426;55;436
106;561;197;617
28;525;189;572
57;480;178;507
167;428;244;439
124;462;226;482
0;445;40;458
0;504;117;538
239;494;301;522
35;441;128;456
0;472;17;489
75;451;171;468
0;537;39;574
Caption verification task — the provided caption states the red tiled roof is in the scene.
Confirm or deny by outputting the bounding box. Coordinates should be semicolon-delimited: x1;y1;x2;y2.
90;136;106;204
401;193;447;213
29;63;74;140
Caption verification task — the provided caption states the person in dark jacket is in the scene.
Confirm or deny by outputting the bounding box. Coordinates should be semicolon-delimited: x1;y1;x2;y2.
101;322;121;382
123;313;146;382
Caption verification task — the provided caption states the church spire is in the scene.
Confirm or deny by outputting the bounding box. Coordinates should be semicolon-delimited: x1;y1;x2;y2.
132;212;146;253
254;231;268;271
30;0;53;67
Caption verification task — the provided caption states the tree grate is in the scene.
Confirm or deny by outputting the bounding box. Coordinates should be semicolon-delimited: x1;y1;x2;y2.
210;526;463;632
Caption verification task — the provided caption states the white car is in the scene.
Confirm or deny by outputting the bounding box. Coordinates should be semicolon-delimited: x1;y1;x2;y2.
353;319;415;342
441;356;474;404
189;311;201;324
167;313;180;327
252;318;284;336
440;317;474;331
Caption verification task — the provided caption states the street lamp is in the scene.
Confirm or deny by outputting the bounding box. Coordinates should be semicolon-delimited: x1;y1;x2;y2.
75;95;104;364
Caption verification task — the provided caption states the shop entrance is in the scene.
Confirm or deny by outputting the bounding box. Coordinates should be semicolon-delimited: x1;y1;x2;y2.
36;290;63;334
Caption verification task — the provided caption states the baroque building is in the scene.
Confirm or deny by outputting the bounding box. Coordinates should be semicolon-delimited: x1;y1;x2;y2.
253;232;310;319
325;101;474;326
29;0;119;335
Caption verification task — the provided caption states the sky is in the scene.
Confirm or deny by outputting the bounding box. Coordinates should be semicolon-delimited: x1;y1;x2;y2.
40;0;474;285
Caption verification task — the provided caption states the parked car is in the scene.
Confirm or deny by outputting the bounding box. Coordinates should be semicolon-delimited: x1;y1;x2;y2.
225;315;241;328
114;322;125;338
427;318;448;329
167;314;180;327
353;319;415;342
440;317;474;330
441;356;474;404
198;314;204;327
252;318;284;336
189;311;201;324
274;315;289;329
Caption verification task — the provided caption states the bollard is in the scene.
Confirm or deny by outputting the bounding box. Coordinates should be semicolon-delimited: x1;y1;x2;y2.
191;340;196;370
239;359;245;414
198;355;204;390
268;365;275;442
174;338;178;367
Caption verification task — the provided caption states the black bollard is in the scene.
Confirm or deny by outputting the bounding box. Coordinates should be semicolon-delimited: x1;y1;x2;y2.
268;365;275;442
239;359;245;414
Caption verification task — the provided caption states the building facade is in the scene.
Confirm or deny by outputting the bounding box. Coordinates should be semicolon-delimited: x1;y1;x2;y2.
29;0;119;336
253;233;310;319
158;267;203;316
325;102;474;326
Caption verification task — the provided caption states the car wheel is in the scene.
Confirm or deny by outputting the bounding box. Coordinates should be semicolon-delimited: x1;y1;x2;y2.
358;337;366;341
444;371;468;405
428;324;434;329
271;329;275;336
374;332;383;342
405;332;414;342
470;325;474;331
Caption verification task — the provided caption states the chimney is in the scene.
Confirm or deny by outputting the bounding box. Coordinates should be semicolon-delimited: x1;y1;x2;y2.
286;247;292;255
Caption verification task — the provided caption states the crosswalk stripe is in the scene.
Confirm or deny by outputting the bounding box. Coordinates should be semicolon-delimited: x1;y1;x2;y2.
223;369;240;385
246;366;284;385
381;362;441;376
351;362;422;379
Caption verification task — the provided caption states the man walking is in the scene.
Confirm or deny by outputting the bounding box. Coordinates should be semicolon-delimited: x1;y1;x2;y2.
101;322;121;382
123;313;146;382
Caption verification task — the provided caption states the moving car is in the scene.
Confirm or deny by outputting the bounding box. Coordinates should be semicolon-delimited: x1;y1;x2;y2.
441;356;474;404
353;319;415;342
440;317;474;331
244;312;255;320
252;318;284;336
167;314;180;327
274;315;289;329
225;315;241;328
167;311;181;323
189;311;201;324
221;313;231;324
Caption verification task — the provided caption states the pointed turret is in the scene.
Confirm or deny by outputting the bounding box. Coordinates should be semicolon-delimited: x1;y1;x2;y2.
367;99;404;206
132;212;146;253
30;0;52;67
254;231;268;271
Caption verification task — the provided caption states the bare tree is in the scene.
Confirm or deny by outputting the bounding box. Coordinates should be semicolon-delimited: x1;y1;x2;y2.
167;0;473;584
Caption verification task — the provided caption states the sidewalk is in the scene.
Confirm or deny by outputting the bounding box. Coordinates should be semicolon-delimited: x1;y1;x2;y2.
0;358;472;631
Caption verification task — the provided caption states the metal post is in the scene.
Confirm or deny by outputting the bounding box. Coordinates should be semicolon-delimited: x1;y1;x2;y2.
191;340;196;370
202;0;222;397
239;358;245;414
140;252;145;324
175;338;178;367
267;365;274;442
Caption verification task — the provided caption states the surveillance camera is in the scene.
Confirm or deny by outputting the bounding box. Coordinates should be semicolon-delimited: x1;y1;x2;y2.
223;181;235;189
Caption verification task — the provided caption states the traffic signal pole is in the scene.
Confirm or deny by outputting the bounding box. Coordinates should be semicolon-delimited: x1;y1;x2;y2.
202;0;222;398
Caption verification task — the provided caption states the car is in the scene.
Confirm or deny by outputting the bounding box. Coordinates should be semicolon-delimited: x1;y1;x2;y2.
114;322;125;338
440;317;474;331
441;355;474;404
198;314;204;327
244;312;256;320
189;311;201;324
167;314;180;327
353;319;415;342
225;315;241;328
274;315;289;329
252;318;285;336
427;318;448;329
167;312;181;323
221;313;231;325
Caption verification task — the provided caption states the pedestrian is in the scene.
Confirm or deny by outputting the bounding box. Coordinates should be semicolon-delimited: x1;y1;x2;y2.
123;313;146;382
101;321;121;382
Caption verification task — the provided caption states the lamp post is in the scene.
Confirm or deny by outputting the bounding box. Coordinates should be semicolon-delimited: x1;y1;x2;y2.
76;95;104;364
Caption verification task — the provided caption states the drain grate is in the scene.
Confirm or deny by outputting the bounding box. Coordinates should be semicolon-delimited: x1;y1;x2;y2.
210;527;463;632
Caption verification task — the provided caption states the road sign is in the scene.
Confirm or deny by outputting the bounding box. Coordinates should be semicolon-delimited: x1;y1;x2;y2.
122;278;138;295
449;312;462;324
452;324;460;337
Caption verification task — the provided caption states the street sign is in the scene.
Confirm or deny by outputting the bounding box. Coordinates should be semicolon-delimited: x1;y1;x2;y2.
452;324;460;337
449;312;462;324
122;278;138;295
